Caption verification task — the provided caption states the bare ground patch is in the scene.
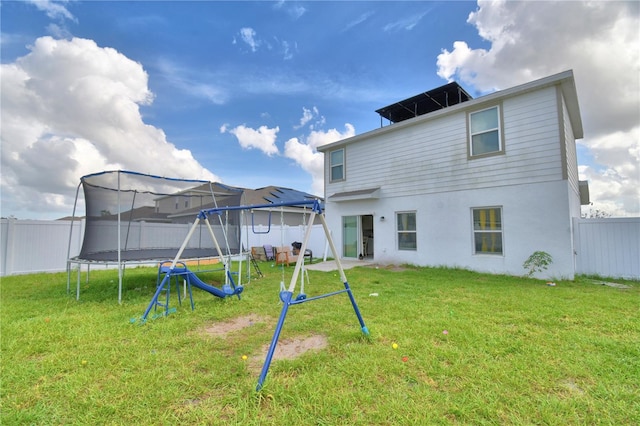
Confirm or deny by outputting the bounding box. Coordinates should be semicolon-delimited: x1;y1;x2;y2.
247;334;328;372
364;263;410;272
197;315;328;371
200;314;269;338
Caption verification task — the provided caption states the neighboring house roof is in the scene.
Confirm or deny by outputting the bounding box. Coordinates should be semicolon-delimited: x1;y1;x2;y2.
243;186;320;206
318;70;583;152
96;206;172;222
166;185;322;220
154;181;244;201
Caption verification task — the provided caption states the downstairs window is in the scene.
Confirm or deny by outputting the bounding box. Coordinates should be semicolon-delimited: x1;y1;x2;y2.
472;207;503;255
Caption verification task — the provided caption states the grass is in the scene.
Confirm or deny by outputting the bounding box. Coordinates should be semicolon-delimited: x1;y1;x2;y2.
1;263;639;425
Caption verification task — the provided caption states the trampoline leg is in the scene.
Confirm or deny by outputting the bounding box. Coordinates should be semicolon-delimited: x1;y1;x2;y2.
256;291;292;391
76;266;81;300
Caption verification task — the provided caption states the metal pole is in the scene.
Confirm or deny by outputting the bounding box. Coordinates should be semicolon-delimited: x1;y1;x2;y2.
256;290;292;391
117;171;122;304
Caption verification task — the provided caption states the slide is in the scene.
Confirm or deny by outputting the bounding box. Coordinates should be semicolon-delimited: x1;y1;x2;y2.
185;271;243;299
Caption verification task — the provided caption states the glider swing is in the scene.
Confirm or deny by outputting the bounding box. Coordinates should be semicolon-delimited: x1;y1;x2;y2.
252;199;369;391
138;208;244;323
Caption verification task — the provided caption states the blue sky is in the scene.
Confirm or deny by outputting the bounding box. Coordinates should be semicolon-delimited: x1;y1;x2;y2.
1;1;639;219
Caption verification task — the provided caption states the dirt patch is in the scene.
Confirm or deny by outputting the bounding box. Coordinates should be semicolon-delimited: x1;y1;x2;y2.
198;315;328;370
248;334;328;371
365;263;409;272
587;279;632;289
201;314;268;338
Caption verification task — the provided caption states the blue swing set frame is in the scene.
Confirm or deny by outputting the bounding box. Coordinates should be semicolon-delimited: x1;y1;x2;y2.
140;198;369;391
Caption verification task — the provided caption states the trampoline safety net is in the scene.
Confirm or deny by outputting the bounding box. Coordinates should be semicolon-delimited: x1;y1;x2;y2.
74;170;243;263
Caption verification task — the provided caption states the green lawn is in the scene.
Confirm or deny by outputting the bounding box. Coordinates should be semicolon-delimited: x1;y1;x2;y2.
1;263;638;425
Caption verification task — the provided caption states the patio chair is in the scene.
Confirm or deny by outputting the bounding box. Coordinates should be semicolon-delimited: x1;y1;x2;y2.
263;244;275;261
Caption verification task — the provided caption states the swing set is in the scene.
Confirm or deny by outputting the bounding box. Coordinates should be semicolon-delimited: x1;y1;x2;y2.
139;198;370;391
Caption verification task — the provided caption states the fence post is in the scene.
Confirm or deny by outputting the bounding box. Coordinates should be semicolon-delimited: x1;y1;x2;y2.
4;218;16;276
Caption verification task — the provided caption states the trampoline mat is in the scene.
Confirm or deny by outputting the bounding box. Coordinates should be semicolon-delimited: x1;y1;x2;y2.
73;248;237;262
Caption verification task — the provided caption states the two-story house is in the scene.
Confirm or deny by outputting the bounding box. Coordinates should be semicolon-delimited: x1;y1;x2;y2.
317;70;588;279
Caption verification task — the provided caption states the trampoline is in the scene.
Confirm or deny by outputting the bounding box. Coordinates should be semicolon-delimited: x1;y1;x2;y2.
66;170;244;303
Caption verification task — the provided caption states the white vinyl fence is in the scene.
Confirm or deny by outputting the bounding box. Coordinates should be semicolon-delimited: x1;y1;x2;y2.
1;219;84;276
573;217;640;280
0;218;329;277
2;218;638;279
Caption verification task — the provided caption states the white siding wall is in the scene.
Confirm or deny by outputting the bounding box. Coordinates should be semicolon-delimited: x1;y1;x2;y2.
325;181;575;279
327;87;563;200
562;91;582;219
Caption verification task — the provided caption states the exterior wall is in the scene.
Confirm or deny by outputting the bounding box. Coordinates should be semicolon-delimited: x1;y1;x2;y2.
322;77;586;279
155;191;211;214
561;90;582;219
325;180;576;279
326;86;564;199
249;209;321;227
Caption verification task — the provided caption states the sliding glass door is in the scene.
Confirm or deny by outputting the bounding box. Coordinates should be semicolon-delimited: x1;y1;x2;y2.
342;216;358;258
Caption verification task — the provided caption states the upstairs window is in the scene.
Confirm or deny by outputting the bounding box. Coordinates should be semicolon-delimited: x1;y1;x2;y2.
472;207;503;255
469;106;502;156
330;148;345;182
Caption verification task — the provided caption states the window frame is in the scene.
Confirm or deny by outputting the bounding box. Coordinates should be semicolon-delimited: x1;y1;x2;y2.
468;105;504;158
396;211;417;251
329;148;345;182
471;206;504;256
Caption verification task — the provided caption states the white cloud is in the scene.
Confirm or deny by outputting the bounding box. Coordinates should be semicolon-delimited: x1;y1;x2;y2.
343;11;376;32
383;9;430;32
26;0;75;22
235;28;295;60
578;127;640;217
437;0;640;216
221;124;280;156
273;1;306;20
240;27;260;52
281;39;294;60
156;58;228;104
46;23;73;39
294;106;325;130
0;36;219;219
284;123;355;195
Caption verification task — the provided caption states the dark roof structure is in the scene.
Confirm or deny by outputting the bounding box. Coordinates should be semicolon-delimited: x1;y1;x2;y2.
245;186;320;207
375;82;472;125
